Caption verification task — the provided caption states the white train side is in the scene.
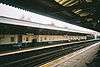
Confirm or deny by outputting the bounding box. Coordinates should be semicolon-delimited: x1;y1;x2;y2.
0;34;88;45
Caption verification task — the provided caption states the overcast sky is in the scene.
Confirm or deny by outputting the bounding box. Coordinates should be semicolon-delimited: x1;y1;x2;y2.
0;3;99;34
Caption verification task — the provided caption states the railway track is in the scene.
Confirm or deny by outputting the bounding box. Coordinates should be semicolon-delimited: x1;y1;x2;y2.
0;40;99;67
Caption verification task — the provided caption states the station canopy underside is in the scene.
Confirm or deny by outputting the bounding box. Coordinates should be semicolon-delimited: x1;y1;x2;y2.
0;0;100;32
0;23;86;36
0;16;86;35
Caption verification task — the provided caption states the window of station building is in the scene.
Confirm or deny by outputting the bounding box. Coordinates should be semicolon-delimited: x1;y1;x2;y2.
10;37;15;42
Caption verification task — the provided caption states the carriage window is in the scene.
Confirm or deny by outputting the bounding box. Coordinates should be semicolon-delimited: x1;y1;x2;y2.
44;37;47;40
10;37;15;42
26;37;28;41
40;37;42;41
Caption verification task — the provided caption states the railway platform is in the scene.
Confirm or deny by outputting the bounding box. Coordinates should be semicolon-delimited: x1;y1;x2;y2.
87;48;100;67
40;42;100;67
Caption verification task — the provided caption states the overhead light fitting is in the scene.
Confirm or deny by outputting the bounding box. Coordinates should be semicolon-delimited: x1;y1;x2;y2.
55;0;78;7
85;0;93;3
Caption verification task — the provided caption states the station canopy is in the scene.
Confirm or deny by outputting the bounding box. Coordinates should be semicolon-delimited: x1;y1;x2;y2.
0;0;100;32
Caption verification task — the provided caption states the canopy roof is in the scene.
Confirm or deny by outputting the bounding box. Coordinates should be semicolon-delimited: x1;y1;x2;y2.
0;0;100;32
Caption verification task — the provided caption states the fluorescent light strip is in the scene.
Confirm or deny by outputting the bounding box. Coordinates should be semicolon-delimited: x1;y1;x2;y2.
63;0;75;6
68;0;79;7
59;0;69;4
